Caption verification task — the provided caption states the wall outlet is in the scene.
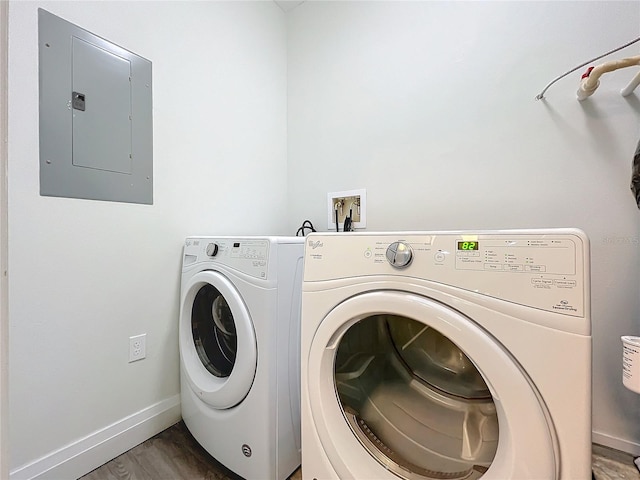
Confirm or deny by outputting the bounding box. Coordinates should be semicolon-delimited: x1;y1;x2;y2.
327;188;366;231
129;334;146;363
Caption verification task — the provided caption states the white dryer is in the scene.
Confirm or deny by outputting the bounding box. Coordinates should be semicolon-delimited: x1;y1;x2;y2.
180;236;304;480
301;230;592;480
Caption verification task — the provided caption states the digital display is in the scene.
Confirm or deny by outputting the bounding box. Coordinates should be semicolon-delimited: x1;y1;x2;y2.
457;241;479;251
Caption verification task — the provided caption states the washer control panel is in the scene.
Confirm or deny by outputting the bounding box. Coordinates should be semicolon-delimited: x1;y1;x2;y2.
184;237;270;279
303;230;589;317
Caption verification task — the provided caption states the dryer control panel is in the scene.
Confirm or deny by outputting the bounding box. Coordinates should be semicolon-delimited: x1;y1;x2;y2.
303;229;589;318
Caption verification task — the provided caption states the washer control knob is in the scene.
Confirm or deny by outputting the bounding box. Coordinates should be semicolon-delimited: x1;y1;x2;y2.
386;241;413;268
206;243;219;257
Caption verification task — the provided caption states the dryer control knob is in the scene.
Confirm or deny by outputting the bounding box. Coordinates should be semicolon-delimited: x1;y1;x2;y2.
206;243;219;257
386;241;413;268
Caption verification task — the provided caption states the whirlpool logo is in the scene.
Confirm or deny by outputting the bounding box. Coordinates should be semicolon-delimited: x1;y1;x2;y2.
308;240;324;249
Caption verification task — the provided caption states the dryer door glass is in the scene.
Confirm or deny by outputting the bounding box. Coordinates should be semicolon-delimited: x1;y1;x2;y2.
191;284;237;378
334;314;498;479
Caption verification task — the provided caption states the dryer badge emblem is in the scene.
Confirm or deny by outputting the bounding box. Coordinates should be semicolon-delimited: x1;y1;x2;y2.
242;444;252;457
552;300;577;313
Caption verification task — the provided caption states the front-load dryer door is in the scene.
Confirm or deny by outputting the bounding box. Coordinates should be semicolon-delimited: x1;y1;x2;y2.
180;270;257;409
307;290;558;480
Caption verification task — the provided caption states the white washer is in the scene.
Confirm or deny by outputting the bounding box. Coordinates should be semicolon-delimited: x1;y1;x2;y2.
180;236;304;480
301;230;592;480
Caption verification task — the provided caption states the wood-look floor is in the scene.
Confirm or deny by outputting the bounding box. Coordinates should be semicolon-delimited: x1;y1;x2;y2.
79;420;638;480
79;421;301;480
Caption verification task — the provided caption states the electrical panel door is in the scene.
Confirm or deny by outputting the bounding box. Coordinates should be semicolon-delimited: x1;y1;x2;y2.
39;9;153;204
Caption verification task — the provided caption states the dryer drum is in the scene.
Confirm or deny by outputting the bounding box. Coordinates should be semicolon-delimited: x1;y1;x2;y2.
344;410;485;480
386;316;491;400
191;284;238;378
334;315;498;479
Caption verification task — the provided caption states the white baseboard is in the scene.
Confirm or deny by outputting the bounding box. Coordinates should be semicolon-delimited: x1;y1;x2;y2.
10;395;181;480
593;430;640;456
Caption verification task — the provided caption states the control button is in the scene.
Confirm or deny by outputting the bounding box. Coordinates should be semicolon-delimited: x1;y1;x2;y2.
485;264;502;270
505;264;523;272
386;242;413;268
206;243;219;257
532;278;554;287
364;248;372;259
525;265;546;273
434;252;445;263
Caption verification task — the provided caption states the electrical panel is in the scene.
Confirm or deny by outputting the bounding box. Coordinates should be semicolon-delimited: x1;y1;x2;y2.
38;9;153;204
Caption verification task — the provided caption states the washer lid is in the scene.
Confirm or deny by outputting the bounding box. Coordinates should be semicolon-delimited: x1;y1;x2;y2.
180;270;257;409
307;290;558;480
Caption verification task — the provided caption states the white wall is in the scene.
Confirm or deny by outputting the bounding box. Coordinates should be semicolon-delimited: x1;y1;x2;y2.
286;1;640;453
6;1;640;475
1;1;9;478
7;1;288;477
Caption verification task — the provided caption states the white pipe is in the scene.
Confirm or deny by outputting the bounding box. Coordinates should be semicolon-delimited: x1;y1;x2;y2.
577;55;640;101
621;69;640;96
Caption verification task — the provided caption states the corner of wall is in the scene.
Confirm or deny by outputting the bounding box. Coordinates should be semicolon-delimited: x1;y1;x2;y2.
1;0;10;478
